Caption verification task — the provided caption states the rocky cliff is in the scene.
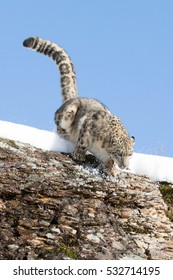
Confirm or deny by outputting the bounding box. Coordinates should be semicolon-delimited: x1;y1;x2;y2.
0;137;173;260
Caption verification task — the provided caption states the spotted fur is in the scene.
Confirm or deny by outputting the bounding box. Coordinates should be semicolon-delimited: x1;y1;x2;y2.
23;37;78;103
23;36;135;176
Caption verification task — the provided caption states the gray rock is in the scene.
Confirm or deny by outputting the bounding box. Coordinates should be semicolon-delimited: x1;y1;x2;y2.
0;137;173;260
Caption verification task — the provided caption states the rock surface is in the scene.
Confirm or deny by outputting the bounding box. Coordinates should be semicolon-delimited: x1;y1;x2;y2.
0;137;173;260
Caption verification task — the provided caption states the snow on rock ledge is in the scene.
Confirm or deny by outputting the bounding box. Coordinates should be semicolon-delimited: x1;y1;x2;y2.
0;120;173;183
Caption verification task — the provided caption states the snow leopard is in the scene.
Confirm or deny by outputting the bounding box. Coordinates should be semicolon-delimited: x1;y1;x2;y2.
23;36;135;176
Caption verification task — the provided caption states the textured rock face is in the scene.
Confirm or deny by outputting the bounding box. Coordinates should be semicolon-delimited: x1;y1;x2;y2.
0;137;173;260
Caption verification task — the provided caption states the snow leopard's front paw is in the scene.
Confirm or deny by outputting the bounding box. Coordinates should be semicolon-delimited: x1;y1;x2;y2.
100;159;118;176
72;148;86;162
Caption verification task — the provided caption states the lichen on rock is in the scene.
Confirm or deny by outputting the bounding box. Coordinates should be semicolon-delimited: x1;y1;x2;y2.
0;137;173;260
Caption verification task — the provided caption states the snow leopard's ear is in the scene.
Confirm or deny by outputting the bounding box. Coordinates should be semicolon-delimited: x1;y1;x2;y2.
131;136;135;145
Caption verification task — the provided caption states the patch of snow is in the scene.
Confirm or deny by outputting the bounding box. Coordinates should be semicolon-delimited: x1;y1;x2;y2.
0;120;74;153
130;152;173;183
0;120;173;184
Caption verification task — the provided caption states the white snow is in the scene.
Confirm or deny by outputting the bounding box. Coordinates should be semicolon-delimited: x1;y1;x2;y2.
0;120;74;153
0;120;173;183
130;153;173;183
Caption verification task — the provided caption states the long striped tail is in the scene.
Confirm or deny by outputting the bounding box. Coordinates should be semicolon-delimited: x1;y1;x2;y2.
23;36;78;103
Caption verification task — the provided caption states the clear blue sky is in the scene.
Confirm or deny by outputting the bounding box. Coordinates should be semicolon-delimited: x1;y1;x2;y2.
1;0;173;157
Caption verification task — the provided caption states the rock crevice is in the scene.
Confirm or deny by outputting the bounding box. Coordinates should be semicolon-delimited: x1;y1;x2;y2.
0;137;173;260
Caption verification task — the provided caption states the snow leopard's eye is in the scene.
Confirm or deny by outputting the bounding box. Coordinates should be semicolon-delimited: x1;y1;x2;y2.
116;151;122;157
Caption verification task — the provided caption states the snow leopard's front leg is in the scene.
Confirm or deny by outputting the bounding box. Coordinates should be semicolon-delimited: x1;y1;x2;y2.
72;126;90;162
